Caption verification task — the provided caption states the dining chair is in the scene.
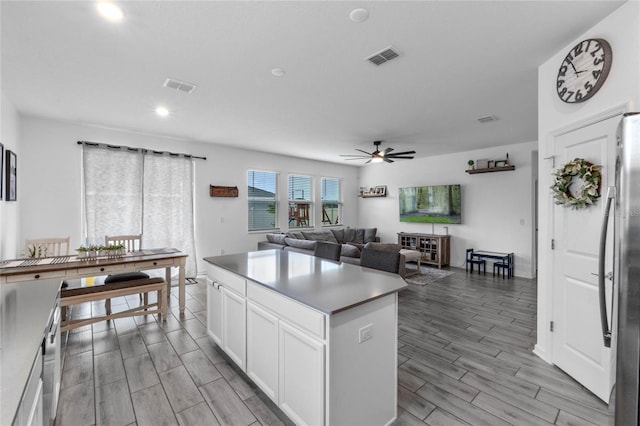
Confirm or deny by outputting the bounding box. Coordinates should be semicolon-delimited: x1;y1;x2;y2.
360;245;401;274
24;237;70;258
466;248;486;274
105;234;143;252
104;234;149;314
314;241;342;261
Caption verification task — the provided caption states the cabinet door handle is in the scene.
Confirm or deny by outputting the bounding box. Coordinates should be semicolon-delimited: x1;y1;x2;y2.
100;267;105;272
34;274;40;279
153;262;157;265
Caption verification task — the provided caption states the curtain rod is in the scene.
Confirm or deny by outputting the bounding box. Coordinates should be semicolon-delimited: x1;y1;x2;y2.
77;141;207;160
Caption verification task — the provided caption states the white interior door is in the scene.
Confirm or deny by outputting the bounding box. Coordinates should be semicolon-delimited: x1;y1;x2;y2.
551;114;619;402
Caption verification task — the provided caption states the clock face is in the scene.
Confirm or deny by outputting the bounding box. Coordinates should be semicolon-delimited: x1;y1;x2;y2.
556;38;612;104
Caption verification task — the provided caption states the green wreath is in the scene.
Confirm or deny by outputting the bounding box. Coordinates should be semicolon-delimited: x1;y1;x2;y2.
551;158;602;209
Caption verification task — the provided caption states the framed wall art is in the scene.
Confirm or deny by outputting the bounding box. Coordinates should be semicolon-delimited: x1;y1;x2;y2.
5;149;16;201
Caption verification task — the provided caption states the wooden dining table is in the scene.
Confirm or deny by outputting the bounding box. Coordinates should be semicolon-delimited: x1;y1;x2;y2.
0;248;188;314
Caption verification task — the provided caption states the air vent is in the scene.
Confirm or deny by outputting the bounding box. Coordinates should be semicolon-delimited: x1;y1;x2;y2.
163;77;197;94
366;46;400;66
476;115;499;123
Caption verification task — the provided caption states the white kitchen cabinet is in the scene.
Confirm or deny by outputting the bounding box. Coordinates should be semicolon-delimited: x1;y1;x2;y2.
206;267;247;371
221;286;246;370
206;278;223;346
246;301;279;401
278;321;325;426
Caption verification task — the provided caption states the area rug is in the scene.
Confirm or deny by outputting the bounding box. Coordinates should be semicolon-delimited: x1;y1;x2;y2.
404;265;455;286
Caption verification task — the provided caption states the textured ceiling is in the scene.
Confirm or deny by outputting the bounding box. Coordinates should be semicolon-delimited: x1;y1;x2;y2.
1;1;624;164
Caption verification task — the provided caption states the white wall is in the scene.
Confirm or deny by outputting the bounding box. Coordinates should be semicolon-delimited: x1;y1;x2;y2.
358;141;537;278
536;1;640;362
17;115;360;273
0;93;21;259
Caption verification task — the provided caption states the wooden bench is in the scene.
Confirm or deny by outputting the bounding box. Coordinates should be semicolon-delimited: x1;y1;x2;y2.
61;277;167;331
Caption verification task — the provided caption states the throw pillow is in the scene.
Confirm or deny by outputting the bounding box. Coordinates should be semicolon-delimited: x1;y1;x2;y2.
347;242;365;251
340;244;361;258
344;226;364;243
330;228;345;244
266;233;288;245
363;228;378;243
286;231;305;240
353;228;365;244
284;238;317;250
343;226;356;243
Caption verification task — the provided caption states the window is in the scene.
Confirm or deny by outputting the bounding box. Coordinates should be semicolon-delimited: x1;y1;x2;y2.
82;146;198;277
321;177;341;225
248;170;278;231
288;175;313;228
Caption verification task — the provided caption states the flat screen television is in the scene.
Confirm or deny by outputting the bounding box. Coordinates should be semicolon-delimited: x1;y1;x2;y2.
399;184;461;224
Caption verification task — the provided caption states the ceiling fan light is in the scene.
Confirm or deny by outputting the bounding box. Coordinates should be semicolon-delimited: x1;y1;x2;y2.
371;156;383;163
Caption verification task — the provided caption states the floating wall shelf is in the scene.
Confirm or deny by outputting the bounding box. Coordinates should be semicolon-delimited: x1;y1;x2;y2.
466;165;515;174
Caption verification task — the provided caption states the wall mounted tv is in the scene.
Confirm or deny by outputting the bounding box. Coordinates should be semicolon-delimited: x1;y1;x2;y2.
399;184;462;224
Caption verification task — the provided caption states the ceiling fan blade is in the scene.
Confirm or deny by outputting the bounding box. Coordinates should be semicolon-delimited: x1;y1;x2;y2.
343;157;369;161
383;158;394;163
383;148;394;155
355;149;373;155
388;150;416;156
340;154;370;157
365;159;372;164
387;156;414;159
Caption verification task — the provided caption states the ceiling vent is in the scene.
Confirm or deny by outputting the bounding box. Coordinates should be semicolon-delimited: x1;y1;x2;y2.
366;46;400;66
476;115;499;123
163;77;197;94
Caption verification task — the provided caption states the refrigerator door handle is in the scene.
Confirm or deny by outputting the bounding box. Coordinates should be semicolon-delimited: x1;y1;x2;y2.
598;186;616;348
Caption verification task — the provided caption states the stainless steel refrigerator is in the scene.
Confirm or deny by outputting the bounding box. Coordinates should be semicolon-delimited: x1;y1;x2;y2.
600;112;640;425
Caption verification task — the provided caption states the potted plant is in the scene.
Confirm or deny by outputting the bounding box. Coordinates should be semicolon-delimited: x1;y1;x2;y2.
467;160;475;170
76;246;89;259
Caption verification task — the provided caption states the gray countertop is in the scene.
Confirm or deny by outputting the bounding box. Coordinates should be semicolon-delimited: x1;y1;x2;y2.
1;278;61;426
203;250;408;314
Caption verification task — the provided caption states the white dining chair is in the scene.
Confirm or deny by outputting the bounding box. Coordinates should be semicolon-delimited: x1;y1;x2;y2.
24;237;70;258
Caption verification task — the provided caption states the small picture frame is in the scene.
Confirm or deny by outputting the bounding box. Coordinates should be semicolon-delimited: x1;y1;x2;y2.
487;160;495;168
5;149;16;201
362;185;387;198
495;160;507;168
476;159;489;169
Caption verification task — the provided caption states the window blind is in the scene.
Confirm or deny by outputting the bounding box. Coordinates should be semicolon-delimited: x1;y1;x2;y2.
321;177;341;225
248;170;278;231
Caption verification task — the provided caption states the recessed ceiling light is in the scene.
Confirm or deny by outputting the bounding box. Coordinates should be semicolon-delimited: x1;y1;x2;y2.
271;68;286;77
349;8;369;23
96;2;124;23
155;106;170;117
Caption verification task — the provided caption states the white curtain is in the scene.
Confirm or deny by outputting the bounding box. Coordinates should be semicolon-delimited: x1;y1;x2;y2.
142;154;197;277
83;146;198;278
83;148;143;244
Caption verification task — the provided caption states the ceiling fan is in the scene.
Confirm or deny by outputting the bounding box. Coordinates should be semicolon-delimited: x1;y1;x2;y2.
340;141;416;164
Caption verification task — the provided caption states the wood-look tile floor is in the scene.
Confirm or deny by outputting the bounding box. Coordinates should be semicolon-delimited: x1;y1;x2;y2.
57;270;608;426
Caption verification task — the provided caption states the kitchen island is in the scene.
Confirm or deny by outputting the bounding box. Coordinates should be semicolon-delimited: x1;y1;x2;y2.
203;249;407;426
1;278;61;426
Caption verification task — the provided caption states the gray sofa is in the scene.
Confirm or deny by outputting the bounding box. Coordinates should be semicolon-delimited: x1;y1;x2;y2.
257;228;409;277
258;227;377;264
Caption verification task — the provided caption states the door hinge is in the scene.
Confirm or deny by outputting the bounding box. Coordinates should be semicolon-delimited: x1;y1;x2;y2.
551;239;555;250
550;321;554;332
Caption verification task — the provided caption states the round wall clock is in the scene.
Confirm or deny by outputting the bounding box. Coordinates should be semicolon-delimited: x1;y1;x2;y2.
556;38;612;104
